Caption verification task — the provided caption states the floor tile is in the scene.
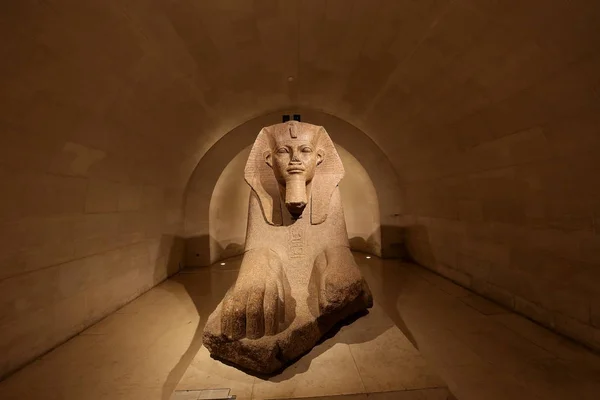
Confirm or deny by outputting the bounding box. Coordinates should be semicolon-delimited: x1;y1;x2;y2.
171;388;232;400
271;395;367;400
176;347;255;400
366;388;451;399
251;342;365;400
459;294;508;315
333;301;447;394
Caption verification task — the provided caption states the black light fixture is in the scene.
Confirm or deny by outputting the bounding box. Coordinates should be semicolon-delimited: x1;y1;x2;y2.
293;114;301;122
282;114;291;122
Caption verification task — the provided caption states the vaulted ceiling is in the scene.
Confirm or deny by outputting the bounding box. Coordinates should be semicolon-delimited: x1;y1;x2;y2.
4;0;599;189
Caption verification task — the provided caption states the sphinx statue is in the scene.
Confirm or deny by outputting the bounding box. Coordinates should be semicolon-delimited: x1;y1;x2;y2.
202;121;373;374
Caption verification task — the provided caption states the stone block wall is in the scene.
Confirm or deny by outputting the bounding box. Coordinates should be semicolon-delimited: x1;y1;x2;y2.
394;61;600;351
0;150;186;378
342;0;600;352
0;2;198;379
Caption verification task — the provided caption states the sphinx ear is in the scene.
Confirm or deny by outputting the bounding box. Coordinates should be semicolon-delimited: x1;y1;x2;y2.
265;151;273;168
316;149;325;166
244;128;282;226
311;127;344;225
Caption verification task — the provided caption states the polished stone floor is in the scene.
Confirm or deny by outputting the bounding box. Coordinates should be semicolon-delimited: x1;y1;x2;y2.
172;298;450;399
1;254;599;399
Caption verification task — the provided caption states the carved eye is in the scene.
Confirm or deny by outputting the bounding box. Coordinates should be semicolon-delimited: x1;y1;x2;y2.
301;147;313;153
277;147;289;154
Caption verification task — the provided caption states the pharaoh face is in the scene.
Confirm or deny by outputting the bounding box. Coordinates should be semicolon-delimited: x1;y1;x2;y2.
269;141;322;184
265;124;325;216
244;122;344;225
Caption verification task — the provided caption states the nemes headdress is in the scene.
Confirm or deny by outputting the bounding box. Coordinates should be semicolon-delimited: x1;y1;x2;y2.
244;121;344;225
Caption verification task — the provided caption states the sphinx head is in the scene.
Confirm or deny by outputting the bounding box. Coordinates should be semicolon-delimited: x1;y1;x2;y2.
245;121;344;225
265;123;325;217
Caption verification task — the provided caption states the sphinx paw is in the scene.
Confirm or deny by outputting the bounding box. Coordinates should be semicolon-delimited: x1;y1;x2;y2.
316;248;365;314
221;251;285;340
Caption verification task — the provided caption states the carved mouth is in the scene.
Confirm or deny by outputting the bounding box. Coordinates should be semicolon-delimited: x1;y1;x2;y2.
287;167;305;173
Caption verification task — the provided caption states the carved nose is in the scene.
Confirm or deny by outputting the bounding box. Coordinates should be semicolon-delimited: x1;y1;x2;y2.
290;155;301;163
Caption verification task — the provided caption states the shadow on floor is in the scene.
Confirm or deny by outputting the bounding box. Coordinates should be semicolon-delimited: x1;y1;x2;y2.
357;258;419;348
160;260;240;400
210;309;382;383
160;254;394;396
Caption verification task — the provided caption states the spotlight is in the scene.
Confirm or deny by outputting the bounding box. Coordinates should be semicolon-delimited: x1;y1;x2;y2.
366;256;371;259
220;262;226;266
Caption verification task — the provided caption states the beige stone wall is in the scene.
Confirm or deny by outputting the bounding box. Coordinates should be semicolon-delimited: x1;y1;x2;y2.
399;110;600;350
209;148;252;263
358;2;600;350
336;146;381;257
0;1;193;378
0;156;185;378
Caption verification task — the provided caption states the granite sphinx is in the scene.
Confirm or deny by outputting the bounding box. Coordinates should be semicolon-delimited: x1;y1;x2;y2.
202;121;373;374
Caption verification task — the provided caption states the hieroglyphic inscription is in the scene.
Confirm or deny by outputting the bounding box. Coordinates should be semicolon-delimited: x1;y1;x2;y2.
289;224;305;258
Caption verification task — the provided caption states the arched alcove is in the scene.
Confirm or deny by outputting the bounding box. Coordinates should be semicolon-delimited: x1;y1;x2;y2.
184;109;403;267
336;146;381;256
208;147;251;263
207;144;381;263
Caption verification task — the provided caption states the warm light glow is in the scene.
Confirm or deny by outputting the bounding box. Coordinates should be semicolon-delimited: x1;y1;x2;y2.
366;256;371;259
220;262;226;266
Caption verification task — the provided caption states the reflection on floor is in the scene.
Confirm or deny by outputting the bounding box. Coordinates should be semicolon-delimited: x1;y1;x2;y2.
0;254;599;400
173;299;450;399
